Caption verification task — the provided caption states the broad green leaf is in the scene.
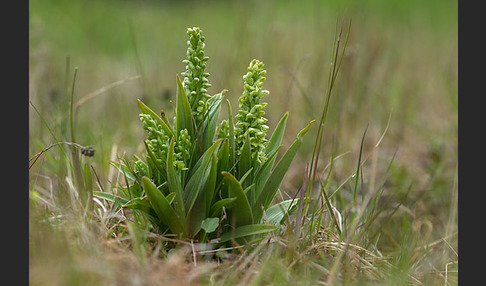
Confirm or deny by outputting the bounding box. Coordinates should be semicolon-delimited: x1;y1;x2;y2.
166;137;186;219
265;112;288;156
175;75;195;139
184;139;222;215
201;90;225;153
142;176;186;236
216;138;230;191
219;224;277;243
238;133;252;189
262;199;299;226
187;153;218;237
254;112;288;198
209;197;237;218
254;146;281;199
204;153;219;212
222;171;253;227
137;99;174;138
252;120;314;222
201;217;219;234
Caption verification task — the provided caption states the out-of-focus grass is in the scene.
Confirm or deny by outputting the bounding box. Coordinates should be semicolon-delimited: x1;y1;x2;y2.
29;0;457;284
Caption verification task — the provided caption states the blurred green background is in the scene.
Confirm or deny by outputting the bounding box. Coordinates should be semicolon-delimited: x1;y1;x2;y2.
29;0;457;247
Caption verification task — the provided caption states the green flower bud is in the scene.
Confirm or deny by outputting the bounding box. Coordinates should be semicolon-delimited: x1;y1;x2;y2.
235;59;269;162
182;27;211;123
217;120;230;139
140;113;170;166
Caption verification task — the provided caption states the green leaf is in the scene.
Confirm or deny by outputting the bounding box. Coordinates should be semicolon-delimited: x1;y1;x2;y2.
238;167;253;186
201;217;219;234
123;197;153;214
253;112;288;200
222;171;253;227
263;198;299;226
254;146;281;201
137;99;174;138
252;120;314;222
201;90;226;153
187;153;219;237
142;176;186;236
265;112;288;156
226;99;235;172
109;161;136;182
159;110;172;131
93;191;129;205
166;192;177;205
143;141;167;183
219;224;277;243
209;197;237;218
216;137;230;178
175;75;195;139
166;137;186;219
184;139;222;215
238;132;252;188
83;163;93;210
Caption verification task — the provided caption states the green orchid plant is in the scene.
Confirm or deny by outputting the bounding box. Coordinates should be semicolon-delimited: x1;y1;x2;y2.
97;27;314;246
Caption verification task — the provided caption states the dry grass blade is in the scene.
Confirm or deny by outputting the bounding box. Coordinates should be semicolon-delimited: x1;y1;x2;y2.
73;74;142;110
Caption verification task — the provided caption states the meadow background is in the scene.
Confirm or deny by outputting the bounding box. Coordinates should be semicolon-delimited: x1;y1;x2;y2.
29;0;458;285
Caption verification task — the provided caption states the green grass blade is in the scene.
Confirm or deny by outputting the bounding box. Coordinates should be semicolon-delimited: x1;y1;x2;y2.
141;176;186;236
219;224;277;243
353;125;368;204
109;161;137;182
84;163;93;211
93;191;129;205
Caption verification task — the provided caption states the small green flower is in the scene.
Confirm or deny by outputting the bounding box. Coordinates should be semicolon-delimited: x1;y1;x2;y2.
140;114;191;171
140;113;170;166
217;119;230;139
235;59;269;162
182;27;211;123
175;128;192;164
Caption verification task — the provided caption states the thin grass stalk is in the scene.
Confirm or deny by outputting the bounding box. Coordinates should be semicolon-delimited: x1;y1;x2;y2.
303;13;350;248
305;13;350;220
67;67;89;211
308;134;338;244
353;125;368;204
